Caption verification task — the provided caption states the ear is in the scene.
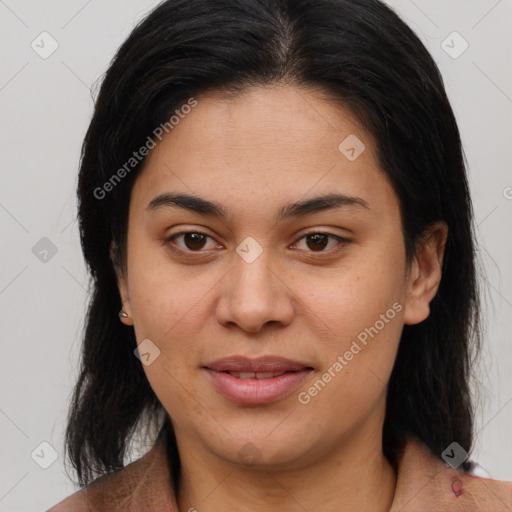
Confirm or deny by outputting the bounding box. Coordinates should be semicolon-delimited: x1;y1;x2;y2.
403;221;448;325
110;241;133;325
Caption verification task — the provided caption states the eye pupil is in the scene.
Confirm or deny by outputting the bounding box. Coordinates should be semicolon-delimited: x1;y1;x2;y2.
306;233;328;251
184;233;206;250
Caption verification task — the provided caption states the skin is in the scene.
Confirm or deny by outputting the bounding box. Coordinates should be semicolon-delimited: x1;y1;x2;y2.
114;84;448;512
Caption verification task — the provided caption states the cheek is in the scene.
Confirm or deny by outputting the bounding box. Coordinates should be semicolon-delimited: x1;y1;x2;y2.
347;236;406;321
128;271;212;427
297;299;404;439
293;248;405;417
297;250;405;343
127;248;215;342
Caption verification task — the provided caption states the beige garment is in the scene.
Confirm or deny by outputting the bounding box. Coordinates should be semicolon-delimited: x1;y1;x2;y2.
48;433;511;511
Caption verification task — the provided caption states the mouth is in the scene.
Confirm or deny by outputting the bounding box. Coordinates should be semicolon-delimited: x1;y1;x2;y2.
204;355;313;373
203;356;314;405
221;370;297;379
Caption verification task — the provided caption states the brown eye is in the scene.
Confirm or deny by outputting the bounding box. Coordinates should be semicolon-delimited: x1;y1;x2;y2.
305;233;329;251
182;232;207;250
293;232;350;254
165;231;218;253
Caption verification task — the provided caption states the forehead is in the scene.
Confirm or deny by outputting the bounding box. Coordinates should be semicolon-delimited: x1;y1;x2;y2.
131;84;397;219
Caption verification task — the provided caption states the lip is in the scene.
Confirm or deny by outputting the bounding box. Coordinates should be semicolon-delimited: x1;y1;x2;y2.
205;355;312;373
203;356;314;405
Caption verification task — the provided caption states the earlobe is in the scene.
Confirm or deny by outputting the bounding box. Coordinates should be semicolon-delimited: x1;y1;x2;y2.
403;221;448;326
110;241;134;325
117;277;133;326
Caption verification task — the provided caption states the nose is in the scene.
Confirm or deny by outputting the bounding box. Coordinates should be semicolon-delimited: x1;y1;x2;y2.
215;245;295;333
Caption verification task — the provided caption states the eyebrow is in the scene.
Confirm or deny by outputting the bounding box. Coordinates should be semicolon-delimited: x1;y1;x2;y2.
146;192;370;222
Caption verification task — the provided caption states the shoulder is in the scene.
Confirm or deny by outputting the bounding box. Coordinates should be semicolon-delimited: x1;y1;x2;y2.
391;435;512;511
46;437;178;512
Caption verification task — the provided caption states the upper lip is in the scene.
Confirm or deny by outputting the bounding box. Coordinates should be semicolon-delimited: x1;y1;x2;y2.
204;356;313;373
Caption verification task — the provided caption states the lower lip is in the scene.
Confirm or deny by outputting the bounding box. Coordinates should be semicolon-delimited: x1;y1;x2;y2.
204;368;313;405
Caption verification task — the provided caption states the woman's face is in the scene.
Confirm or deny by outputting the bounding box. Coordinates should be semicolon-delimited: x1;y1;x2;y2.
115;84;444;469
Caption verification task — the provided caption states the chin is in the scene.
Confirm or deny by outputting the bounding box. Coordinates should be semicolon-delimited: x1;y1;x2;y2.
202;429;322;470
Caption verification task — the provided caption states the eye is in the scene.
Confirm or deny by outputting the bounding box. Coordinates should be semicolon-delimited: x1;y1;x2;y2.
165;231;220;253
164;230;351;257
292;232;351;254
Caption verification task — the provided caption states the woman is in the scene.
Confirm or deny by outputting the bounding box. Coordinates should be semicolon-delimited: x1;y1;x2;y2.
48;0;511;510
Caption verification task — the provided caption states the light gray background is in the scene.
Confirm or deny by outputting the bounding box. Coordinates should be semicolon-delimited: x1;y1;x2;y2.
0;1;511;510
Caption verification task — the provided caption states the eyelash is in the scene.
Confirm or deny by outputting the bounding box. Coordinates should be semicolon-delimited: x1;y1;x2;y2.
163;230;351;258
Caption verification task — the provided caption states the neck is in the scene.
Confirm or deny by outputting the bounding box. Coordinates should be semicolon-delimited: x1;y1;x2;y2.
175;424;397;512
